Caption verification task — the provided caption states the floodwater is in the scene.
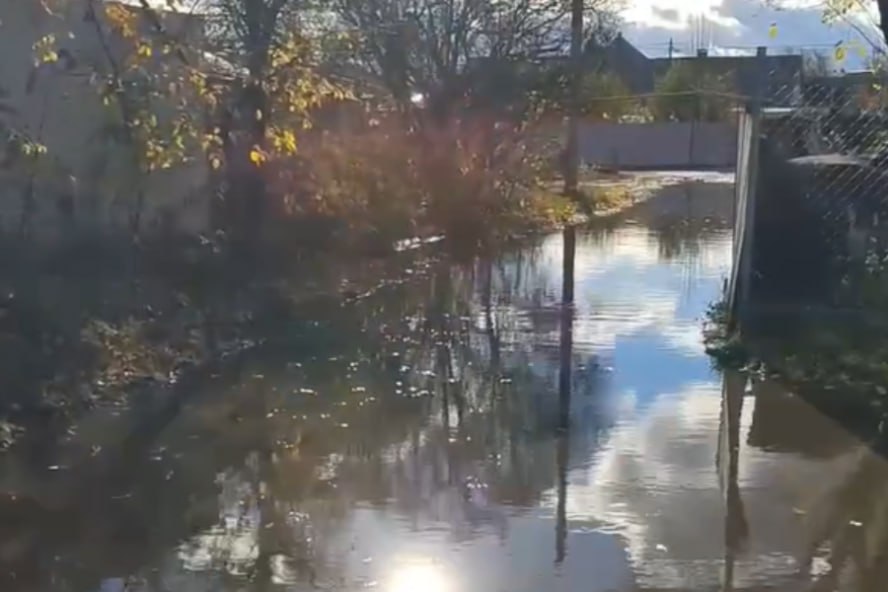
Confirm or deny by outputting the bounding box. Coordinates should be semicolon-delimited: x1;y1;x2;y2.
3;174;888;591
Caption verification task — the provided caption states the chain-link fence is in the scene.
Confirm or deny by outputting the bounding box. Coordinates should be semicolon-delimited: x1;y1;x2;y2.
745;66;888;306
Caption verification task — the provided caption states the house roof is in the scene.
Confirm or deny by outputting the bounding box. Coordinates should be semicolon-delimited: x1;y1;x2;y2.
586;34;654;94
585;34;803;102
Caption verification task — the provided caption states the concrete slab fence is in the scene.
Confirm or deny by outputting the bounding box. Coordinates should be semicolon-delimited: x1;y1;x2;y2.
578;121;739;170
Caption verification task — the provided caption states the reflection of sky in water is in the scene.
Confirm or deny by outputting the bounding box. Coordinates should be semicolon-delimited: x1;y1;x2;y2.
163;202;742;592
151;185;869;592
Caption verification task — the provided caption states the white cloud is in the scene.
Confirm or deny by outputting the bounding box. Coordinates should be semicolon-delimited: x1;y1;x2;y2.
623;0;742;31
621;0;884;62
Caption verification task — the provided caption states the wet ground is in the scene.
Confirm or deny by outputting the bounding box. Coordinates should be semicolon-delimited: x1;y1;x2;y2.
2;174;888;591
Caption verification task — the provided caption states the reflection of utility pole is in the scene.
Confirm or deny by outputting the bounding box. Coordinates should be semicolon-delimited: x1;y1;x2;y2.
555;226;576;564
718;370;749;592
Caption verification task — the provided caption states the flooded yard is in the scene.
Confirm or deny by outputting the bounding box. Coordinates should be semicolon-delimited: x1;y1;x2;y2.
2;174;887;591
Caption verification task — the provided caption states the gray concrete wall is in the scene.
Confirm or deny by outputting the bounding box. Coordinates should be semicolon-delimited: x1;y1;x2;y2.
579;122;738;170
0;1;209;239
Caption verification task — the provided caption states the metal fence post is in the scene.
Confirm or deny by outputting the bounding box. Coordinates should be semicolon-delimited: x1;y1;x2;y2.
731;47;767;325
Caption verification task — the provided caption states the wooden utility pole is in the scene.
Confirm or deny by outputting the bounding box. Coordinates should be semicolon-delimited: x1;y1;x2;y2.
563;0;584;196
557;2;582;562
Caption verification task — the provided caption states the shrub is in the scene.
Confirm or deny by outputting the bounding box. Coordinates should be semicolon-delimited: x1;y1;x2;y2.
267;113;558;251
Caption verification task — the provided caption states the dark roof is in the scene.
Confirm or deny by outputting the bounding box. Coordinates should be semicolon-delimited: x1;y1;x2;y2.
584;34;654;94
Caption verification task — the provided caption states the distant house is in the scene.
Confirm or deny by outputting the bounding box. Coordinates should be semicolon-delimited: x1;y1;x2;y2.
584;33;655;94
649;50;803;105
586;38;803;106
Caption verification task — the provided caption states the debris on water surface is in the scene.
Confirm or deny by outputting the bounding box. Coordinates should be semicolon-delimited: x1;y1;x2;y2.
656;544;668;552
850;520;863;527
298;388;317;395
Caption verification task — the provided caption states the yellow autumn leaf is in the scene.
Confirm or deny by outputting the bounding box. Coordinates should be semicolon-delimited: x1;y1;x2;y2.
835;43;846;63
249;147;266;166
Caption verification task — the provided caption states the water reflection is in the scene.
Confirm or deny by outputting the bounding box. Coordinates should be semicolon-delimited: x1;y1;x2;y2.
6;175;888;591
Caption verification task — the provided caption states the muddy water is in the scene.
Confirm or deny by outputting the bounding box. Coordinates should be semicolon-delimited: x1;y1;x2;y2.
3;174;888;591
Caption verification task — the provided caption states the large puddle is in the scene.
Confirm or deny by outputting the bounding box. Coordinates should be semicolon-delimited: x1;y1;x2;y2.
3;175;887;591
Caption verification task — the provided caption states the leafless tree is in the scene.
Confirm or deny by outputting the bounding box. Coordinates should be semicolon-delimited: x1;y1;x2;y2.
330;0;623;114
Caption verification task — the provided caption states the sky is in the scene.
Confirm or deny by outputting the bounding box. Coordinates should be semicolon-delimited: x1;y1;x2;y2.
620;0;883;67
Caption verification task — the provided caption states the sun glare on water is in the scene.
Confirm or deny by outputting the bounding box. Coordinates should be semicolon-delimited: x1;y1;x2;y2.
386;561;453;592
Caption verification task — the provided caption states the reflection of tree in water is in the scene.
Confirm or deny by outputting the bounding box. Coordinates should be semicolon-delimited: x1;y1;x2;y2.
0;248;607;591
